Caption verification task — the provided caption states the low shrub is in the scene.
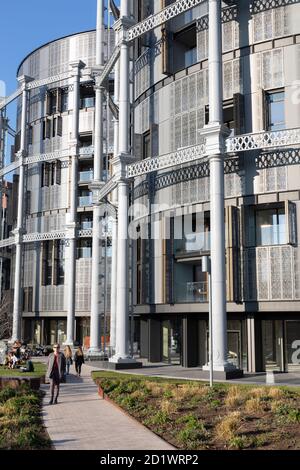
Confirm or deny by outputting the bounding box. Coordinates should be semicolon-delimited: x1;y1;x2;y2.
215;411;242;443
225;386;245;408
273;402;300;423
229;435;248;450
178;416;209;447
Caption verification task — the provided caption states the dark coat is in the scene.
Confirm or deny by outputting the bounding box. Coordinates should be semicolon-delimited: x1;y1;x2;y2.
46;352;66;380
74;351;85;366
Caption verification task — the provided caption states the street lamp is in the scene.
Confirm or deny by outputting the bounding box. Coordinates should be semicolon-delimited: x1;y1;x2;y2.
202;255;213;387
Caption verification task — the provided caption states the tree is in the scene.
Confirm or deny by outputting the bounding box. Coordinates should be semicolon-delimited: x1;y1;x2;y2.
0;290;13;339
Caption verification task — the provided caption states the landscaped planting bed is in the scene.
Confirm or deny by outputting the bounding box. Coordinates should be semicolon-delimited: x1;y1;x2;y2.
92;371;300;450
0;384;51;449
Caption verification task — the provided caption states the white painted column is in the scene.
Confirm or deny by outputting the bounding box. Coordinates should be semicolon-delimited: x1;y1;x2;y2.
109;26;120;353
89;0;105;353
11;76;28;342
65;60;85;346
202;0;232;372
110;0;136;363
0;112;5;302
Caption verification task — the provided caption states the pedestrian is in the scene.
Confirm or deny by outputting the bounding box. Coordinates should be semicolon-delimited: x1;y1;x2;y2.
46;344;66;405
74;346;84;377
63;345;73;375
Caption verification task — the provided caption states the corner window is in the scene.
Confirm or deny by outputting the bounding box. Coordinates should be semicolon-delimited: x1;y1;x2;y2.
266;91;285;131
256;206;286;246
173;23;197;72
80;84;95;109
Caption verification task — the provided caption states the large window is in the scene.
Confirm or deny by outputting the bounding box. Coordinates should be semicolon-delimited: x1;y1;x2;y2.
80;84;95;109
45;88;68;115
41;240;65;286
173;23;197;72
41;161;61;187
266;91;285;131
256;207;286;246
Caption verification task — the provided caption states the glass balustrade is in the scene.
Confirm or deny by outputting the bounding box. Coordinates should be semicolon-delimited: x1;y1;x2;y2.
174;232;211;255
79;170;93;183
174;281;208;303
78;195;93;207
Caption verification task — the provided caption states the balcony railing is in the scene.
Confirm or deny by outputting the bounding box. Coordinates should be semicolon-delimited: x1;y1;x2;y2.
174;281;208;303
174;232;211;255
79;170;93;183
78;195;93;207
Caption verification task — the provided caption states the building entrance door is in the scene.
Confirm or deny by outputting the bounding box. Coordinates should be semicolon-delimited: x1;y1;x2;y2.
262;320;284;371
162;319;182;365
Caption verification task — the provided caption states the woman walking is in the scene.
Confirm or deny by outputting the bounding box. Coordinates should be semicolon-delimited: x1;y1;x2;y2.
46;344;66;405
74;346;85;377
64;345;73;375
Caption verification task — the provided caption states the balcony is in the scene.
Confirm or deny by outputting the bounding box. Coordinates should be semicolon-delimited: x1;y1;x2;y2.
78;195;93;207
174;281;208;303
79;170;93;183
80;220;93;230
174;232;211;257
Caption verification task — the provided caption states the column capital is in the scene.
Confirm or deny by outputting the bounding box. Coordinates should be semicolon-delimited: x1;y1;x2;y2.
69;60;86;75
111;153;135;181
12;228;24;244
15;150;27;161
65;222;77;240
90;180;106;204
113;16;135;36
17;75;33;91
69;140;79;156
200;123;231;158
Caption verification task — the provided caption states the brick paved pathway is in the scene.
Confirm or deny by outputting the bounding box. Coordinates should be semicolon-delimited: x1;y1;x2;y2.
41;363;174;450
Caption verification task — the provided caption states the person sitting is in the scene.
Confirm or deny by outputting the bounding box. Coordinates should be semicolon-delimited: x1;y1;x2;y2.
10;352;19;369
20;359;34;373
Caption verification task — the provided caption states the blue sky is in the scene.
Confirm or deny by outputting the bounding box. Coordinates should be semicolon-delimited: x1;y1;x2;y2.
0;0;103;95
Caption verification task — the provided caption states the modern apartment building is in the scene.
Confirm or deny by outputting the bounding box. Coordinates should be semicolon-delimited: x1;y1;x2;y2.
1;0;300;374
0;27;114;347
131;0;300;373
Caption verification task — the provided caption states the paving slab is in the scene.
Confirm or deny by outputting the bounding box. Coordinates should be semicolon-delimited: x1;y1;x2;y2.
41;363;174;451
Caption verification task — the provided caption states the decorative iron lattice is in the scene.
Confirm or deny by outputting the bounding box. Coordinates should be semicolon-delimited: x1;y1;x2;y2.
155;161;210;192
25;149;70;165
98;44;121;87
23;231;66;243
226;128;300;153
133;181;149;200
78;229;93;238
250;0;299;15
27;72;71;91
0;237;15;248
79;146;94;156
256;148;300;169
126;0;205;42
225;157;240;174
0;160;21;178
197;4;238;32
0;88;23;111
133;157;240;199
98;176;118;202
127;144;206;178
